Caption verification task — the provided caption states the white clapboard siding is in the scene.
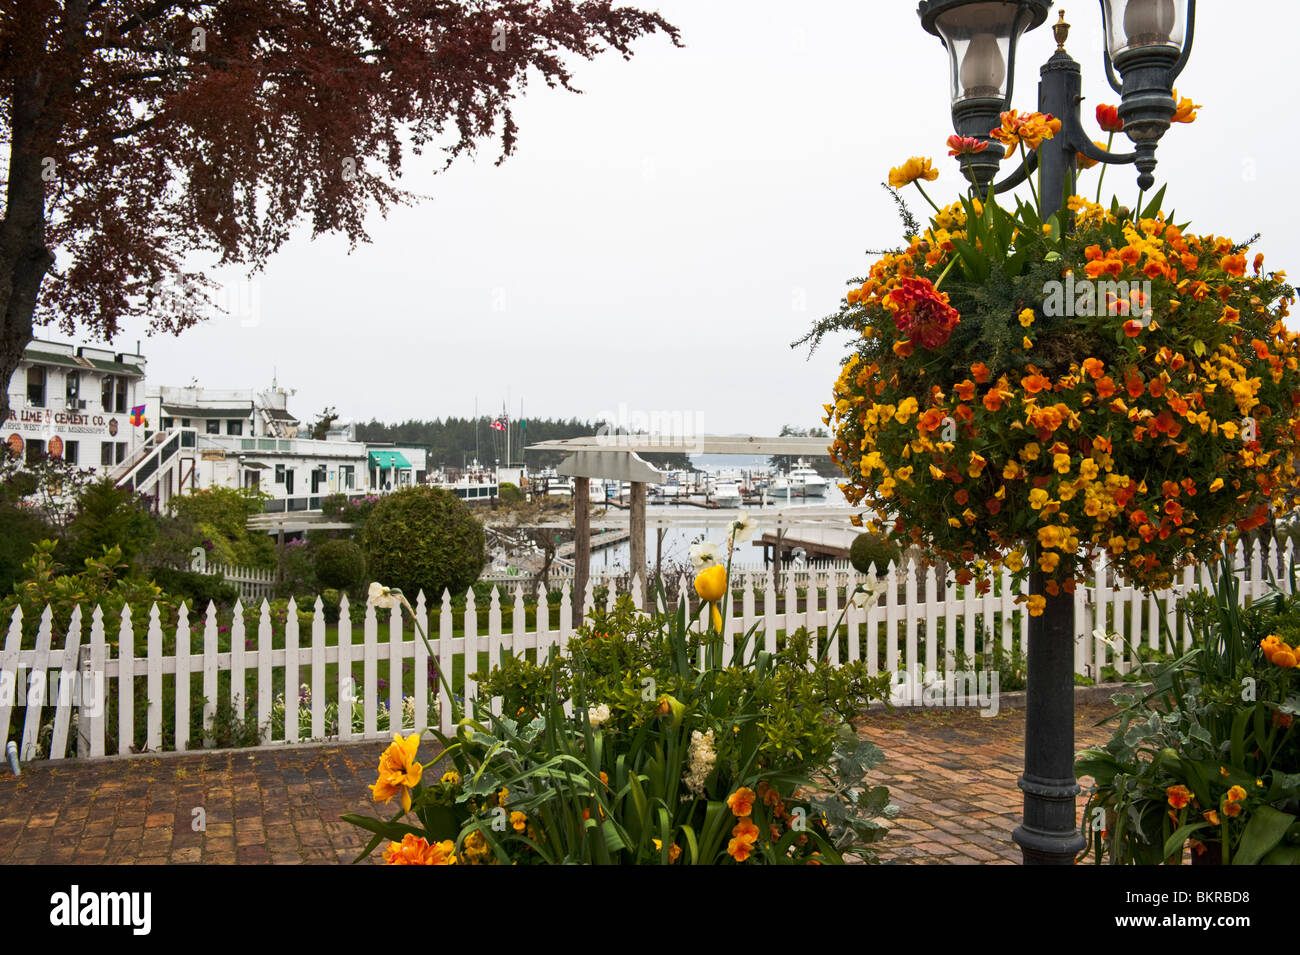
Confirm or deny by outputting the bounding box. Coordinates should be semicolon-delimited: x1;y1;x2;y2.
2;537;1295;761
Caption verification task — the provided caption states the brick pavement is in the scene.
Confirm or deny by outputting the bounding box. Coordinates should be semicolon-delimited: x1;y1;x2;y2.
0;701;1118;865
858;702;1117;864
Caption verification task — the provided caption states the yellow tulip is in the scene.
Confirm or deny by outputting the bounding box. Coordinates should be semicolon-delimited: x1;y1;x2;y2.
694;563;727;603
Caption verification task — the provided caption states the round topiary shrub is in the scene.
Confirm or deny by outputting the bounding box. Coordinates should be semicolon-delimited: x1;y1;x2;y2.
849;532;900;576
498;482;524;504
314;538;367;591
361;486;485;600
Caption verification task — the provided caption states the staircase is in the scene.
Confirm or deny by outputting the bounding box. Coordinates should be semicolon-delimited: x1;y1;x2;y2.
111;428;197;508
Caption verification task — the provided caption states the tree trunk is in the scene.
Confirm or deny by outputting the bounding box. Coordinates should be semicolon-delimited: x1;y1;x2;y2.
0;2;89;425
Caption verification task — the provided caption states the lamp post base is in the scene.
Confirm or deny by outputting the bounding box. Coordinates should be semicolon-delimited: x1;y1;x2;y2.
1013;774;1086;865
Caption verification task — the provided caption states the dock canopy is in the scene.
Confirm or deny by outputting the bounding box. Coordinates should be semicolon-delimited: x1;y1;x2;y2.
556;450;663;483
368;450;412;469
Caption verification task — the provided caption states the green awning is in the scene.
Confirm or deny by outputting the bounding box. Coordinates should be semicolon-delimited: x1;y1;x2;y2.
368;450;412;469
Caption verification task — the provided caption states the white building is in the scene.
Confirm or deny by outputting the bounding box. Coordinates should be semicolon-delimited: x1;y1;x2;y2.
5;338;149;471
8;338;431;516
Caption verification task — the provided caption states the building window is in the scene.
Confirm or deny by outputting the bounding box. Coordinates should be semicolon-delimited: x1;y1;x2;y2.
27;366;46;406
341;465;355;490
65;371;80;406
25;439;44;465
65;441;79;465
161;417;174;430
274;464;285;484
227;419;243;436
206;419;221;434
101;443;113;467
181;418;191;428
115;442;126;465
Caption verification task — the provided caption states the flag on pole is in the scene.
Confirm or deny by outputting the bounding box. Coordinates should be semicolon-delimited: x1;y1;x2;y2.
490;416;506;432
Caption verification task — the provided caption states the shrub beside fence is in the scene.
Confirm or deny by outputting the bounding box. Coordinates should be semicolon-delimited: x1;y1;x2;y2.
1;537;1293;763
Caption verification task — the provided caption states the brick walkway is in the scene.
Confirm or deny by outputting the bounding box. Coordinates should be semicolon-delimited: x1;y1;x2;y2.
0;702;1118;865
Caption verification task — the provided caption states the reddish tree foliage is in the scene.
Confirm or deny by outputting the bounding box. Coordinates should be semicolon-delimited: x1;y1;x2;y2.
0;0;679;419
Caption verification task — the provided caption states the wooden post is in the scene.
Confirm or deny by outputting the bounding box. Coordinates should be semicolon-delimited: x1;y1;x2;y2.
574;477;590;623
630;482;647;607
655;525;665;592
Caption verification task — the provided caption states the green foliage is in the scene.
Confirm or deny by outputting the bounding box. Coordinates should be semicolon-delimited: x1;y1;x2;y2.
1077;548;1300;864
849;532;900;576
314;538;366;591
169;487;275;570
61;479;158;571
497;482;524;505
361;486;484;600
0;540;180;645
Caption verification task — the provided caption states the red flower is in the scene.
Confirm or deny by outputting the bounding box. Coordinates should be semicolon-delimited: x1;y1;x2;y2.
888;277;961;350
1096;104;1124;133
946;134;990;157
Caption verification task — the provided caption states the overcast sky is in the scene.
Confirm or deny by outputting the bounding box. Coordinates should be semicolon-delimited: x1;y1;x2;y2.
53;0;1298;437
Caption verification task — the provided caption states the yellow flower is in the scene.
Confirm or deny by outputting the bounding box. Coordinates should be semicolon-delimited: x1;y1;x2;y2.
1019;308;1035;328
510;810;528;832
888;156;938;189
1209;477;1224;492
1004;550;1025;572
1028;488;1049;510
1026;595;1046;617
1039;552;1060;573
440;770;461;786
1053;453;1071;475
1023;336;1034;350
370;732;424;813
694;563;727;603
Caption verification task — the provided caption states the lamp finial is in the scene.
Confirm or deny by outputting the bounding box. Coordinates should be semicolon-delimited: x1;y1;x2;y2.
1053;10;1070;51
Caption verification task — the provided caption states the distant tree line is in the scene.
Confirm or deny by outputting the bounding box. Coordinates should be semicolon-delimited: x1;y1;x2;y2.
354;416;693;470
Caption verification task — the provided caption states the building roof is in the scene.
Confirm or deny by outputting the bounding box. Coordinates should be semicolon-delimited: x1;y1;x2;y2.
22;342;145;377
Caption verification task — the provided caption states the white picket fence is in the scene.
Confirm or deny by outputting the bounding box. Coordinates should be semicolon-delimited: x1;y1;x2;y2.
1;536;1293;762
479;560;861;591
188;562;277;602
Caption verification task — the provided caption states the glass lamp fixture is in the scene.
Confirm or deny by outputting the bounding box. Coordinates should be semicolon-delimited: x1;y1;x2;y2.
1100;0;1194;187
919;1;1052;192
1100;0;1186;57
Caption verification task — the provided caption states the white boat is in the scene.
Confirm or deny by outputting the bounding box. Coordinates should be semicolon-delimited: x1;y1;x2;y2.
713;481;743;507
770;460;828;499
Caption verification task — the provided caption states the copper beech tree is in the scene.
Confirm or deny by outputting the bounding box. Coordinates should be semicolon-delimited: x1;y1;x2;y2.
0;0;680;419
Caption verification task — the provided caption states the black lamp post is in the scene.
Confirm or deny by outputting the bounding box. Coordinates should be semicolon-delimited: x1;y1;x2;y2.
915;0;1196;865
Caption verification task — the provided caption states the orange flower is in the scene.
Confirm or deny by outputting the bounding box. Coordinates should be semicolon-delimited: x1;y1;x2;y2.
1081;357;1105;380
1166;785;1192;809
918;408;945;434
727;787;757;817
1123;319;1143;337
954;380;977;401
383;834;456;865
1022;374;1052;395
1095;376;1117;399
727;831;758;862
893;338;914;358
971;362;990;384
1171;90;1201;124
983;389;1005;412
1220;253;1247;277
